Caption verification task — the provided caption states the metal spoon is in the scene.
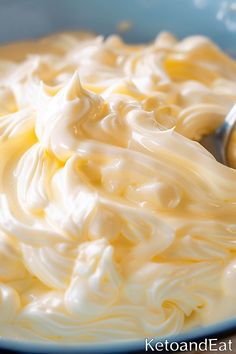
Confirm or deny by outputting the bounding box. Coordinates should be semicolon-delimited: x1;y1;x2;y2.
199;104;236;168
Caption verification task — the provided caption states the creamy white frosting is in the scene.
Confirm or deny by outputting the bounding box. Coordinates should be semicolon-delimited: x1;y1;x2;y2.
0;31;236;343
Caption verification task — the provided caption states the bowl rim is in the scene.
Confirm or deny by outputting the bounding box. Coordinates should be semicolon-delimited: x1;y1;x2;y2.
0;317;235;353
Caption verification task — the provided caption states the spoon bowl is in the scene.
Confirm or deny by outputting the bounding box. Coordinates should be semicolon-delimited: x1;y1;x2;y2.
199;103;236;168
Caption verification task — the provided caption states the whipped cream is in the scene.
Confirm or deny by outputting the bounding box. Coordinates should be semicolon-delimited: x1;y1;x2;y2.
0;31;236;343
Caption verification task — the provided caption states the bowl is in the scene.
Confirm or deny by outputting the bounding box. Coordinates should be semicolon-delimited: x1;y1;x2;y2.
0;0;236;353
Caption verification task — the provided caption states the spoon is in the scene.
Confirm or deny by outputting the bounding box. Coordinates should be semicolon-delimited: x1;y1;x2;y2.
199;104;236;168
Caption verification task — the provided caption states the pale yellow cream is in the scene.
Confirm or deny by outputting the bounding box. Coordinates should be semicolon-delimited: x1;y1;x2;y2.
0;32;236;343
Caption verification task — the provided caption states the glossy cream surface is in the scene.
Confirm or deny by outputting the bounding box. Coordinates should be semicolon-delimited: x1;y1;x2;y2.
0;32;236;343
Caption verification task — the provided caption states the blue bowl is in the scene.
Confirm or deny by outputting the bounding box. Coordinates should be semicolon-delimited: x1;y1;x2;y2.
0;0;235;353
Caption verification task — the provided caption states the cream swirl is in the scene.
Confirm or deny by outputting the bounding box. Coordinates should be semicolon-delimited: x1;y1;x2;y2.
0;31;235;343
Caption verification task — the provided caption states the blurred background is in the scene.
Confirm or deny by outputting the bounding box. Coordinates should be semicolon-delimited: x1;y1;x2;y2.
0;0;235;57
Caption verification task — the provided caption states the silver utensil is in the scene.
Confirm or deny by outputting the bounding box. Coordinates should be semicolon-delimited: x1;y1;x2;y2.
199;104;236;168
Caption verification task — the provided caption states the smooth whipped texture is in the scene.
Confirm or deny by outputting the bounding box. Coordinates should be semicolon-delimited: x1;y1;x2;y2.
0;31;236;343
